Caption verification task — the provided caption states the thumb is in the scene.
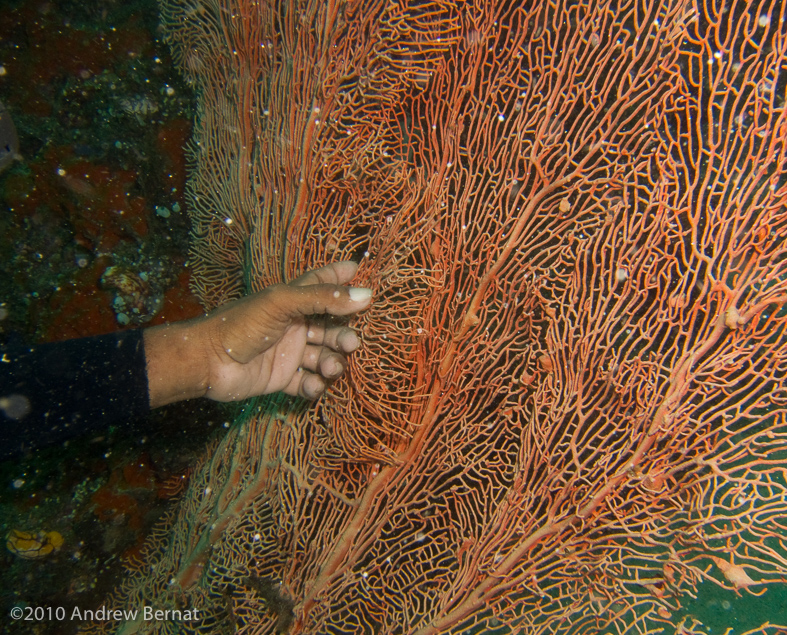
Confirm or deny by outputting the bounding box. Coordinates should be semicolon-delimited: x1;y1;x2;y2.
213;283;372;364
278;283;373;318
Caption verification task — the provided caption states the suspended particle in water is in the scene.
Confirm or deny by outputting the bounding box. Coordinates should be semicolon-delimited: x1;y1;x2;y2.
0;394;31;420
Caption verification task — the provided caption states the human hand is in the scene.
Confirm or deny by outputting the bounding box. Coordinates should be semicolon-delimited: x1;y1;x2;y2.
144;261;372;408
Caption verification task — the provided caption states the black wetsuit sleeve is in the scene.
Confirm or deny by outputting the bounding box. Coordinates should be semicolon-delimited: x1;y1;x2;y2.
0;330;150;458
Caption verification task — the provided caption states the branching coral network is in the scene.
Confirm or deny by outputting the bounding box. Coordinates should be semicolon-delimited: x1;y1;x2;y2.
82;0;787;633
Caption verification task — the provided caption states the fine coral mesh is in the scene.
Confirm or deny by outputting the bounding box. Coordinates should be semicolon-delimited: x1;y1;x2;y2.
82;0;787;633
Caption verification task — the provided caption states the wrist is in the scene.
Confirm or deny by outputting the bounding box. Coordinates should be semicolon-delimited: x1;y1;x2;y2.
143;319;210;408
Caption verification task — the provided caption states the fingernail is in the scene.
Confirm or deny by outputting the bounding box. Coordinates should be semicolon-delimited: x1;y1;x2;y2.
324;358;342;377
348;287;372;303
